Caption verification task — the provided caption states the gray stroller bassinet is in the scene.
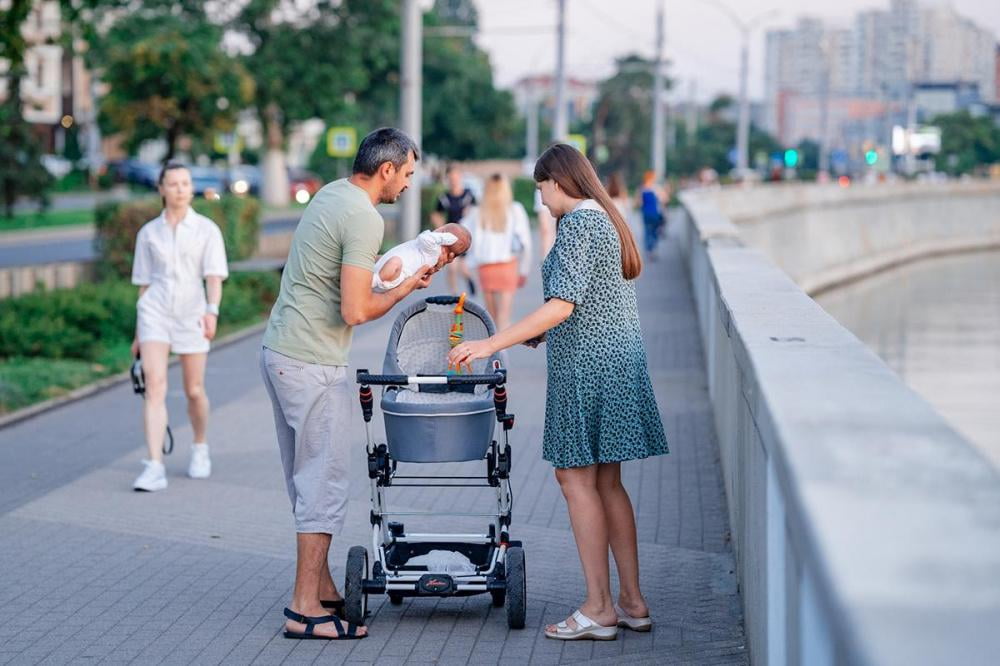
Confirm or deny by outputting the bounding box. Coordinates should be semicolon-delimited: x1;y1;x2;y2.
380;297;503;462
346;295;526;630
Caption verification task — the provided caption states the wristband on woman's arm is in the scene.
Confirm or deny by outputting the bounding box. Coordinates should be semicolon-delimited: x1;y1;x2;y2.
206;303;220;316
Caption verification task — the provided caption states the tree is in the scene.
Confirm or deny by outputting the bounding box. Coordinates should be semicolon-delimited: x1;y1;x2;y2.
232;0;384;205
590;55;666;184
1;0;56;214
667;95;781;179
421;6;521;160
93;10;253;162
932;111;1000;175
0;84;53;217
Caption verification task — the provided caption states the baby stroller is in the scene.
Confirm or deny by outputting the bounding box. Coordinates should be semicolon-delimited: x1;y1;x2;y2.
345;295;525;629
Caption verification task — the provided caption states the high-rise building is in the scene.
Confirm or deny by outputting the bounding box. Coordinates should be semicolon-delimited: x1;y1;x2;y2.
764;0;998;152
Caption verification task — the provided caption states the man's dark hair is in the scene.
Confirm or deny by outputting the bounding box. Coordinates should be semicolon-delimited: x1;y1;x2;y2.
352;128;419;176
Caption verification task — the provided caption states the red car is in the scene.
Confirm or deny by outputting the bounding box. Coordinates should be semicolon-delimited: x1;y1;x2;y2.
289;168;322;204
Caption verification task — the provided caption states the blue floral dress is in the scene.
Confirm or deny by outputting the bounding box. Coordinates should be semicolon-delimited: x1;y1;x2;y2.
540;205;669;468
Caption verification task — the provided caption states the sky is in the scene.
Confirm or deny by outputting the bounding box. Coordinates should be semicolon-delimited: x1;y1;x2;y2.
470;0;1000;102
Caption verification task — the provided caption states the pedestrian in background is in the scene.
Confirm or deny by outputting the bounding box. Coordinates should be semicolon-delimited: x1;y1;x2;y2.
450;144;667;641
130;163;228;492
639;170;665;260
430;163;476;293
461;173;533;330
606;172;630;221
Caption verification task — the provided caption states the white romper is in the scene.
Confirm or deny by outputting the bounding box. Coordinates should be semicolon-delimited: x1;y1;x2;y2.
131;208;229;354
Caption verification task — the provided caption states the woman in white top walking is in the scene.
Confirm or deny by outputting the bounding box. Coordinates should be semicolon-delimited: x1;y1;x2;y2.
130;163;229;492
461;174;532;330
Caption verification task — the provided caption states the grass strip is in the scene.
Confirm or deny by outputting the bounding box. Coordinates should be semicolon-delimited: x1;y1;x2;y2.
0;208;96;232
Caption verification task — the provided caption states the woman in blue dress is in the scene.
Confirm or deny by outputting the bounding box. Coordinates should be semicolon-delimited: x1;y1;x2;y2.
449;144;668;641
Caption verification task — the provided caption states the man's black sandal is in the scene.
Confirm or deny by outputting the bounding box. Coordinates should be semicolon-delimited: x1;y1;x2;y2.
321;599;345;617
283;607;365;640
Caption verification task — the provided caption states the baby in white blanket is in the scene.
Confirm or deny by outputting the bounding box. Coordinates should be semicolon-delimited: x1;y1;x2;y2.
373;223;472;292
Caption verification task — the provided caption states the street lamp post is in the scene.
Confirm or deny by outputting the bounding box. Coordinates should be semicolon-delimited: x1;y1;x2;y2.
553;0;568;142
736;30;750;176
705;1;779;180
652;0;666;180
399;0;422;242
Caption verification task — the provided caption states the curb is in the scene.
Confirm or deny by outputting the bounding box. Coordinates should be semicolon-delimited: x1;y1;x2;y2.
0;320;268;431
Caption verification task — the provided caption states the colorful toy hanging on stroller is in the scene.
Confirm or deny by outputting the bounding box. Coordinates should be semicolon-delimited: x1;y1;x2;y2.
346;295;525;629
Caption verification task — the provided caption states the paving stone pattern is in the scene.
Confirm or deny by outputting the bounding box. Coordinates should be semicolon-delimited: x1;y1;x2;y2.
0;224;746;664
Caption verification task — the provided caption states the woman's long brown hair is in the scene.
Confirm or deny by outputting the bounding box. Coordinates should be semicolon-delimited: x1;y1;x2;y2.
533;144;642;280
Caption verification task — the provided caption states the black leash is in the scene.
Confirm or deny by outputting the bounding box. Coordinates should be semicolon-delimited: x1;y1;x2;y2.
130;352;174;455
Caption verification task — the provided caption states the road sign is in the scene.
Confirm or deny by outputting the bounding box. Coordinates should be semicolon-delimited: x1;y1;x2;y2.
213;132;243;154
327;126;357;157
566;134;587;155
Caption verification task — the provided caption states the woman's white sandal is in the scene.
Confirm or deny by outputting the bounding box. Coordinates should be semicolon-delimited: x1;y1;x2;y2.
544;610;618;641
615;605;653;632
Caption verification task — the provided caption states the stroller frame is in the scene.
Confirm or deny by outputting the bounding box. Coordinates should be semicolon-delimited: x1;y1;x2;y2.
344;297;526;630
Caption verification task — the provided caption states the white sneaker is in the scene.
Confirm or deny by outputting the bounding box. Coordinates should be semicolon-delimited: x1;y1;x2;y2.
188;444;211;479
133;460;167;492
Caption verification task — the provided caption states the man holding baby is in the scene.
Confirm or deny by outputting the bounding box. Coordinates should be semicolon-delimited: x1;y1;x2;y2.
260;128;441;641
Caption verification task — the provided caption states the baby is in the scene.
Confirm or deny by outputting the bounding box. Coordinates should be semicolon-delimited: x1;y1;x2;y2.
373;223;472;292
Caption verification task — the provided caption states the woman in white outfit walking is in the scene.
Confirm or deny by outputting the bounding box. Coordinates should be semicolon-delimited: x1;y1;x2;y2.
461;174;532;331
130;163;229;492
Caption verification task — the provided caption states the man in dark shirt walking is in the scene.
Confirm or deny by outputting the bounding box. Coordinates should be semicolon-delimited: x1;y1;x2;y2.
431;164;476;293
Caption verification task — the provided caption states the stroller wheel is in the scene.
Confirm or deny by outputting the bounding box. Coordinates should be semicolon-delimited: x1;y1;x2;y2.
344;546;369;625
505;546;526;629
490;589;505;607
389;593;404;605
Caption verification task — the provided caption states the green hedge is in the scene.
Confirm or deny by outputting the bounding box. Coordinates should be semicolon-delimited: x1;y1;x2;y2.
0;271;280;413
94;195;261;279
512;178;537;226
0;271;280;363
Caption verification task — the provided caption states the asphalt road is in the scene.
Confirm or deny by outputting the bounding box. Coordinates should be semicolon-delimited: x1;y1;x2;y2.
0;216;300;269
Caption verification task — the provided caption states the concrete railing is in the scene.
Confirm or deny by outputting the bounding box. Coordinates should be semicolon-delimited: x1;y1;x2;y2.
0;261;96;299
705;180;1000;294
0;228;289;300
677;188;1000;666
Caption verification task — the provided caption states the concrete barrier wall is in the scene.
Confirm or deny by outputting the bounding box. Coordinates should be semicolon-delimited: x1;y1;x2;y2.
678;191;1000;666
0;261;96;299
0;229;288;300
704;181;1000;294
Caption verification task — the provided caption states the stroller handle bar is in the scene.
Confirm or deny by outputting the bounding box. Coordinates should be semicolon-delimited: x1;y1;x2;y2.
356;369;506;387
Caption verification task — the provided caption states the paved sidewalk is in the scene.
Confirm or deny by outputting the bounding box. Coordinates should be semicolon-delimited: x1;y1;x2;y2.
0;228;746;665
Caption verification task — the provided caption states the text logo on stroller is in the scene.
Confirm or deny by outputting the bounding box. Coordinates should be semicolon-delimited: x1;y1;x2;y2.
418;574;455;595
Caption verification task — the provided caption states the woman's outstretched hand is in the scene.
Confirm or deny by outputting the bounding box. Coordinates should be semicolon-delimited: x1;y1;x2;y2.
449;338;495;366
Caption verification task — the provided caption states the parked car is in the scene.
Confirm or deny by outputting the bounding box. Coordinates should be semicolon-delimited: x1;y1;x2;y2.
288;168;322;204
113;159;160;188
187;166;227;196
228;165;322;203
228;165;261;196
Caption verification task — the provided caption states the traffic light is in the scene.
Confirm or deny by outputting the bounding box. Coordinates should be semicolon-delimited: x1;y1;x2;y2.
865;149;878;166
783;149;799;168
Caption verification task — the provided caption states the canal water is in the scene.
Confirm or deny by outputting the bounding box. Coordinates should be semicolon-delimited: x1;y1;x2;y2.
815;250;1000;470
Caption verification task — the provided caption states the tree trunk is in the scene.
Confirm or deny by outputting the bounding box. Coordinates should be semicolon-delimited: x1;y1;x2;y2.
261;103;290;207
164;125;178;163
